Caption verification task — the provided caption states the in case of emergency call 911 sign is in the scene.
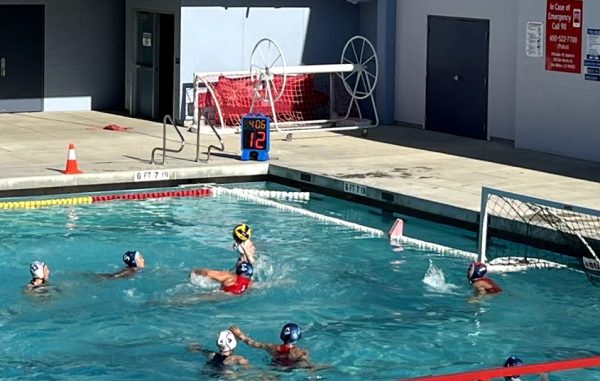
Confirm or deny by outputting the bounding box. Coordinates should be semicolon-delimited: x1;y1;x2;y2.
240;113;270;161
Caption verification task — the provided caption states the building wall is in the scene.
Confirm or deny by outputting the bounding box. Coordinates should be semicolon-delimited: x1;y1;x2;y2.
395;0;518;140
515;0;600;162
0;0;125;111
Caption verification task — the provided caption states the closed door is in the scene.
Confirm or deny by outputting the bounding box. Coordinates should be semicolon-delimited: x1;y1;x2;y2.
0;5;44;112
134;12;174;121
426;16;489;139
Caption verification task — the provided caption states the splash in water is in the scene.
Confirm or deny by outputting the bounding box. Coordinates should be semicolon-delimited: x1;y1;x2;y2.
422;260;460;294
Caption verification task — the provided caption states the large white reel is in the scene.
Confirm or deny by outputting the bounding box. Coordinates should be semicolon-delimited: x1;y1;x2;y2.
340;36;378;100
250;38;287;102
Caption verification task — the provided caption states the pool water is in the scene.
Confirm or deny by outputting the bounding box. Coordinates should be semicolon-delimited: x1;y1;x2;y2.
0;183;599;380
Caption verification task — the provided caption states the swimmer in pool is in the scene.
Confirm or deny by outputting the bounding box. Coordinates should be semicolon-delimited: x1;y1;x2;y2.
99;251;145;279
189;329;249;377
467;261;502;301
25;261;54;294
190;262;254;295
232;223;256;266
503;355;549;381
230;323;325;371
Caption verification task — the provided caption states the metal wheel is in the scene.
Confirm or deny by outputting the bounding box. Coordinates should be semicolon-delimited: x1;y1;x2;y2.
340;36;378;100
361;129;368;137
250;38;287;102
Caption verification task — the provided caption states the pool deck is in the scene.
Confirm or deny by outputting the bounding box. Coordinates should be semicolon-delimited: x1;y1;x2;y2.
0;111;598;226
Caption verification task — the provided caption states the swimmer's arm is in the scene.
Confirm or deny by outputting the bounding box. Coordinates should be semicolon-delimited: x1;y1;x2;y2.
241;240;257;263
188;343;214;358
229;355;250;368
103;268;136;279
229;326;277;351
194;269;236;287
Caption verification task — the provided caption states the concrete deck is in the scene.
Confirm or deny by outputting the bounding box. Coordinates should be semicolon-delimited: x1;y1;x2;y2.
0;111;598;226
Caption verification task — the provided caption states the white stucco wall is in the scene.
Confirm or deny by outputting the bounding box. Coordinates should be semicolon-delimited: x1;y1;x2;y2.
515;0;600;162
395;0;518;141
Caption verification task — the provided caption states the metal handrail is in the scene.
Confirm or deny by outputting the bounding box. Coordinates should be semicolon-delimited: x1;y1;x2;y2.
200;115;225;162
151;115;185;165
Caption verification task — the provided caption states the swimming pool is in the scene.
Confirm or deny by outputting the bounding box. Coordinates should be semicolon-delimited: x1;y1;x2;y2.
0;182;598;380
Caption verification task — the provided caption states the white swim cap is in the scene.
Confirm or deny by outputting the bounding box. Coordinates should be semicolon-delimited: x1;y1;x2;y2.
30;261;45;279
217;330;237;352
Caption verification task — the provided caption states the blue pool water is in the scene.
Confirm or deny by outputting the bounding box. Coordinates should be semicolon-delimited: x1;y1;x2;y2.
0;182;599;380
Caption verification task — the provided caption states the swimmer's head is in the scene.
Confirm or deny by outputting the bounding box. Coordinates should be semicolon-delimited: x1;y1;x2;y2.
235;262;254;278
232;224;252;244
123;251;144;268
30;261;48;280
280;323;302;344
467;261;487;282
503;356;523;381
216;330;237;353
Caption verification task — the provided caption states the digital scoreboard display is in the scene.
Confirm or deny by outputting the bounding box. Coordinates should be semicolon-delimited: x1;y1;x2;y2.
240;114;270;161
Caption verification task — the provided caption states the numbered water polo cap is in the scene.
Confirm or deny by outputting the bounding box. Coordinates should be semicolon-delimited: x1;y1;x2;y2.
467;261;487;281
123;251;141;268
280;323;302;344
232;224;252;243
30;261;46;279
503;355;523;381
236;262;254;278
217;330;237;352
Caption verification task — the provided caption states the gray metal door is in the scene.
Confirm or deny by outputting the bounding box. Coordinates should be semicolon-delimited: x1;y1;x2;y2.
426;16;489;139
134;12;174;121
0;5;44;112
135;11;157;119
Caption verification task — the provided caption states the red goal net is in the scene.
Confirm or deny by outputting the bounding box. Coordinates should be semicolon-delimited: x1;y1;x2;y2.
197;73;352;128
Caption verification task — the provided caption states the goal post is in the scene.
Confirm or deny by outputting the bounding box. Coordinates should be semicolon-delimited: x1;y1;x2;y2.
477;187;600;274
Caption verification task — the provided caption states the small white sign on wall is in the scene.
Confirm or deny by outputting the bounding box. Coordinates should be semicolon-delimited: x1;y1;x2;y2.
526;21;544;58
142;32;152;47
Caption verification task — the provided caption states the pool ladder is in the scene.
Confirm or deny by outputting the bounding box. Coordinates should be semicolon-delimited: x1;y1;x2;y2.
150;114;225;164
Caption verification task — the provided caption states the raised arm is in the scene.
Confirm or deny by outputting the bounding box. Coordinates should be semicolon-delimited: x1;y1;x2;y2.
229;325;277;352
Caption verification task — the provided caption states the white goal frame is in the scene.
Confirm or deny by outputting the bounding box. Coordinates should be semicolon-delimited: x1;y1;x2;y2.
192;35;379;137
477;186;600;272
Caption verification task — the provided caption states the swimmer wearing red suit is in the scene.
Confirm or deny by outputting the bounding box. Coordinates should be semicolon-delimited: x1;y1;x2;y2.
222;274;253;295
229;323;322;370
467;261;503;299
191;262;254;295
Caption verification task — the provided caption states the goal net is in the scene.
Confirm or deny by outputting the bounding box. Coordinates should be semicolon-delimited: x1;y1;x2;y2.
194;72;358;129
477;187;600;276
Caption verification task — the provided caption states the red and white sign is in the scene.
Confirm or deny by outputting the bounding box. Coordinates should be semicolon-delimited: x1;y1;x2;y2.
545;0;583;73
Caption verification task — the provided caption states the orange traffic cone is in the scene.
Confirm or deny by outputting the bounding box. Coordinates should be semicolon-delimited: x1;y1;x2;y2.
62;143;83;174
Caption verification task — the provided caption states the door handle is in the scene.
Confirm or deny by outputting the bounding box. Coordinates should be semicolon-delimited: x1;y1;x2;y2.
1;58;5;77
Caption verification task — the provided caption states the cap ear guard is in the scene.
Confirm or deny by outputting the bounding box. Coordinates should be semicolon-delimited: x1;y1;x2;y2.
503;355;523;380
467;261;487;281
236;262;254;278
123;251;139;268
30;261;45;279
217;330;237;352
280;323;302;344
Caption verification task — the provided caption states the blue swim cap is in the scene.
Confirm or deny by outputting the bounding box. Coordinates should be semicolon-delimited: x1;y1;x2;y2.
280;323;302;344
503;356;523;381
467;261;487;281
123;251;140;268
236;262;254;278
